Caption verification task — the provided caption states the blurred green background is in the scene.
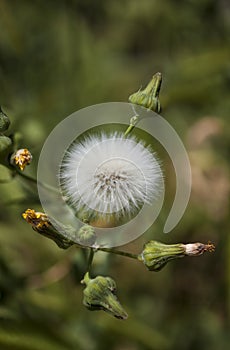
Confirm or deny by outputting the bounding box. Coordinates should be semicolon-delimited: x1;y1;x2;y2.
0;0;230;349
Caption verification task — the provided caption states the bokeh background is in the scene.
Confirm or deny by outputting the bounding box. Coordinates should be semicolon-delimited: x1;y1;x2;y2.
0;0;230;349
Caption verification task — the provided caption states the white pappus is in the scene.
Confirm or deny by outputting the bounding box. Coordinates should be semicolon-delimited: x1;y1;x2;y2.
59;132;163;226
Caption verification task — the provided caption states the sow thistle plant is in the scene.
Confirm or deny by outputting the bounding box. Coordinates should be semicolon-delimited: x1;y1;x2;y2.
0;74;215;320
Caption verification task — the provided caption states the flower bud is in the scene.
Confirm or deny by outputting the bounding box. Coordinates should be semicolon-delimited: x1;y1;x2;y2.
139;240;185;271
22;209;75;249
11;148;32;171
0;135;12;166
77;224;96;247
128;72;162;113
0;135;12;154
81;272;128;320
0;106;10;132
139;240;215;271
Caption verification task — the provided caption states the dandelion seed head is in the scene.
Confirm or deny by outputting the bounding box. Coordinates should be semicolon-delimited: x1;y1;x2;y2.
59;132;162;226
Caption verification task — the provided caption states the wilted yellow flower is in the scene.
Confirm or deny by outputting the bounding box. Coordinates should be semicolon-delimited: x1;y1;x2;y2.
22;209;74;249
22;209;49;229
12;148;32;170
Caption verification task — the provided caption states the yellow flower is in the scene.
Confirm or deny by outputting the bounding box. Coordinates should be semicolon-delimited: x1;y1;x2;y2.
12;148;32;171
22;209;49;229
22;209;75;249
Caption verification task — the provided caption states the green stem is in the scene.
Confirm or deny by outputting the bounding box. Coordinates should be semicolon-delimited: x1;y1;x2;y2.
124;112;139;136
14;167;58;193
87;248;95;274
98;247;138;260
14;168;37;184
124;124;135;136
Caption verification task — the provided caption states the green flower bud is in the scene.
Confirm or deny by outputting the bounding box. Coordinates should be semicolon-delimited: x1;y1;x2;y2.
77;224;96;247
0;135;12;153
129;72;162;113
81;272;128;320
139;240;215;271
138;240;185;271
0;135;12;166
0;107;10;132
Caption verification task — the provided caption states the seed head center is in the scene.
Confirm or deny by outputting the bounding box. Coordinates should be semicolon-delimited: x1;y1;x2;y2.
93;158;136;206
95;171;128;192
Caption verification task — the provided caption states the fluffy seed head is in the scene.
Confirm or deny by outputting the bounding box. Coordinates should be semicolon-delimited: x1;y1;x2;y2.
59;133;162;226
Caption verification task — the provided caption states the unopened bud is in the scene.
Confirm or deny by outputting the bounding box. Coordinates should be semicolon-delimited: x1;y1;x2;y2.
0;106;10;132
129;72;162;113
0;135;12;154
77;224;96;247
81;272;128;320
0;135;12;166
11;148;32;171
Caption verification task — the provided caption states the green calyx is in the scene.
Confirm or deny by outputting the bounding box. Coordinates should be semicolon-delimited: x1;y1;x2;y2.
138;240;185;271
128;72;162;113
82;272;128;320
